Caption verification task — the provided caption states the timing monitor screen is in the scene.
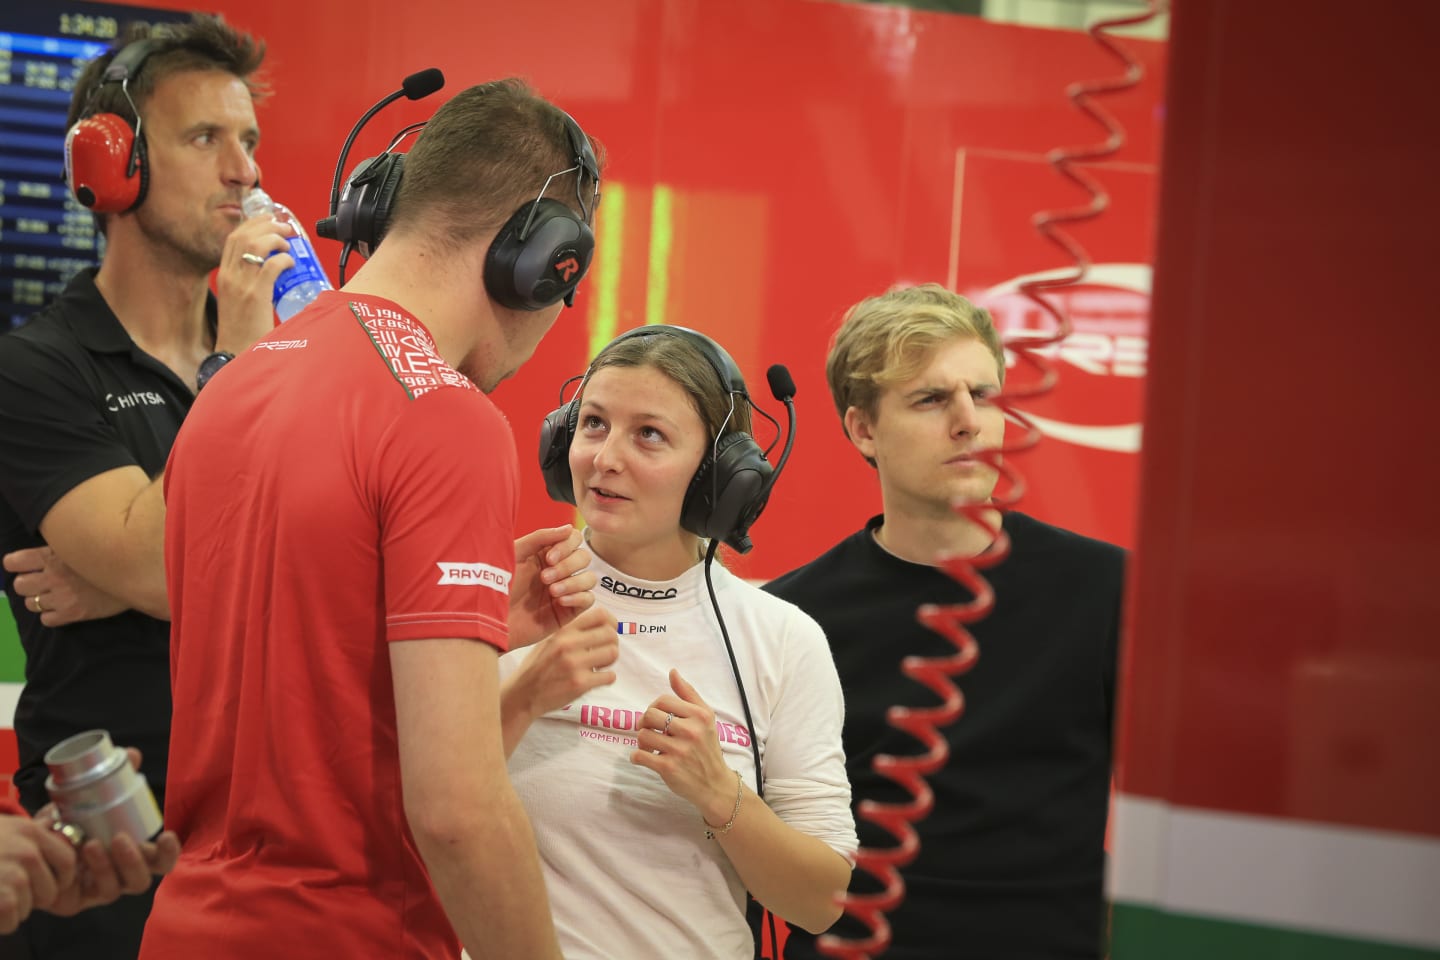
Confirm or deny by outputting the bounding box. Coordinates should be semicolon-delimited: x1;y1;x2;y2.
0;2;192;331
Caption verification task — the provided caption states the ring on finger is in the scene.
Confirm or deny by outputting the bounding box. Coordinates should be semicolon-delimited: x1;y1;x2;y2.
240;252;266;267
663;712;674;736
34;595;44;614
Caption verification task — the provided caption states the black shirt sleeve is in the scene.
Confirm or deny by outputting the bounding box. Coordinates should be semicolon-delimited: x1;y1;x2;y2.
0;334;141;534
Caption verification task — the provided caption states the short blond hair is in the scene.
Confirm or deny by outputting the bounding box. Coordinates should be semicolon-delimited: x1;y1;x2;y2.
826;284;1004;442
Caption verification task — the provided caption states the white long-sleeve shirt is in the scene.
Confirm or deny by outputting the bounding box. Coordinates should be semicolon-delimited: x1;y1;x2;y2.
499;549;857;960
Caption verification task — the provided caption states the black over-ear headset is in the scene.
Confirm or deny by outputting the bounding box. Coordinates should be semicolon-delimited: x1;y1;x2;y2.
538;325;776;553
318;83;600;310
64;39;159;214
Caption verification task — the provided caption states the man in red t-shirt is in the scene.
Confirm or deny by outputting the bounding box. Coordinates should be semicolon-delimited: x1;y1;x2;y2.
142;80;611;960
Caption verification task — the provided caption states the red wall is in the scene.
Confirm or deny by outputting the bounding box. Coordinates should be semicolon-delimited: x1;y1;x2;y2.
10;2;1170;952
1110;2;1440;952
4;0;1166;810
97;0;1166;578
1119;0;1439;840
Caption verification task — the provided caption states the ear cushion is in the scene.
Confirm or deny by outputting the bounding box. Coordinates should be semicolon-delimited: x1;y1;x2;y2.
129;133;149;210
538;398;582;505
681;431;774;547
485;199;595;311
333;153;406;258
65;113;146;213
360;154;405;257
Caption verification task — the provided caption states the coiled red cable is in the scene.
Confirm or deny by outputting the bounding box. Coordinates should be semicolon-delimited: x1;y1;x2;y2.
816;5;1163;957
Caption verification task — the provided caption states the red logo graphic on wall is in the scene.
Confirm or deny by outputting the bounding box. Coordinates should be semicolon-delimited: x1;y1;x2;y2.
968;263;1150;454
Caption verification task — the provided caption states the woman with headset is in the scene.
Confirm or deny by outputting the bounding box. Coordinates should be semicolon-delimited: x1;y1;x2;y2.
496;326;857;959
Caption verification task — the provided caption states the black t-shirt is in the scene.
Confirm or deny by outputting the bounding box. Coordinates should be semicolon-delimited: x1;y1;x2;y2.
764;512;1125;960
0;267;208;813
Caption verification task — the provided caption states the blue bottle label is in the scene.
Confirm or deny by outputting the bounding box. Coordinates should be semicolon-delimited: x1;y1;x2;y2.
273;235;330;304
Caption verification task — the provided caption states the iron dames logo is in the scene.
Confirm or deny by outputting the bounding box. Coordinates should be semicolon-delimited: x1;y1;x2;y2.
600;576;677;600
435;562;511;595
579;703;751;747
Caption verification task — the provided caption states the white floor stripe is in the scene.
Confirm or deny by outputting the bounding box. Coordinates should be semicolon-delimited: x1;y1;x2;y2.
1110;794;1440;949
0;682;19;729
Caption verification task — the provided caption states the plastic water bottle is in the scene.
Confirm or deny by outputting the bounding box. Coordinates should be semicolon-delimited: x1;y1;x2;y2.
241;187;333;321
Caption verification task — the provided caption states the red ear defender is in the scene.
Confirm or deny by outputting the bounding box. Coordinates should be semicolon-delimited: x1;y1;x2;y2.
64;112;146;214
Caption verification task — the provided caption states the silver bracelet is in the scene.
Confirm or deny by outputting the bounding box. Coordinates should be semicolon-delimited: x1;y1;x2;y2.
704;769;743;840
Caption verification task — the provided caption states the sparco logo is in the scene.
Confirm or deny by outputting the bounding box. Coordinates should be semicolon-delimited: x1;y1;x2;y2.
600;576;677;600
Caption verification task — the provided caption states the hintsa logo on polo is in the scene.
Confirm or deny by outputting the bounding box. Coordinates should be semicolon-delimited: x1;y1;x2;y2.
435;562;511;595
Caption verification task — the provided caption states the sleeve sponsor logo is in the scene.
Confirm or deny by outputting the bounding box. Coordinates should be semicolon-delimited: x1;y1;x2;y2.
435;562;512;594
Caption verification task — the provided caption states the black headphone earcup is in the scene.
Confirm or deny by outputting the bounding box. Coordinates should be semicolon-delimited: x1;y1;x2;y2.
538;398;581;505
333;153;405;258
485;199;595;311
681;431;773;549
363;154;405;256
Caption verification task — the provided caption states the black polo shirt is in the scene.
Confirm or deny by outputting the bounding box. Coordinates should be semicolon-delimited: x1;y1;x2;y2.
0;267;213;813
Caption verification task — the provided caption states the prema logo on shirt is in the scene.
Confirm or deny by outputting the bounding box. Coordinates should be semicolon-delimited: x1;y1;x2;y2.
435;562;511;594
252;339;309;352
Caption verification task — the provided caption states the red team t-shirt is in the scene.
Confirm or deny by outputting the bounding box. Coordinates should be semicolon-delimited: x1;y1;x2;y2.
141;293;517;958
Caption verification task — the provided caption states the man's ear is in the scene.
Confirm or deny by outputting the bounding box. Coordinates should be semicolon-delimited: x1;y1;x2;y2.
843;406;878;466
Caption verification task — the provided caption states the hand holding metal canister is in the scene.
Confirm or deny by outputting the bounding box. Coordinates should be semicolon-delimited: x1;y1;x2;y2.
43;730;163;845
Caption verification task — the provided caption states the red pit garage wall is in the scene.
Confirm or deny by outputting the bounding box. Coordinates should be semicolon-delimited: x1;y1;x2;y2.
1;0;1165;795
1110;2;1440;958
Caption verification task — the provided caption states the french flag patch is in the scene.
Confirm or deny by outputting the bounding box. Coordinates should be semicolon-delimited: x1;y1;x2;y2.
616;621;664;635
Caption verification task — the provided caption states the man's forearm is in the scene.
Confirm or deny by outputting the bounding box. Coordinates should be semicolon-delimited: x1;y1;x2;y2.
115;474;169;618
40;470;169;620
410;784;561;960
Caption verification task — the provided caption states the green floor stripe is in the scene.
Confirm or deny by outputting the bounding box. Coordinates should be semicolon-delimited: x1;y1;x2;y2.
0;607;23;683
1113;903;1440;960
